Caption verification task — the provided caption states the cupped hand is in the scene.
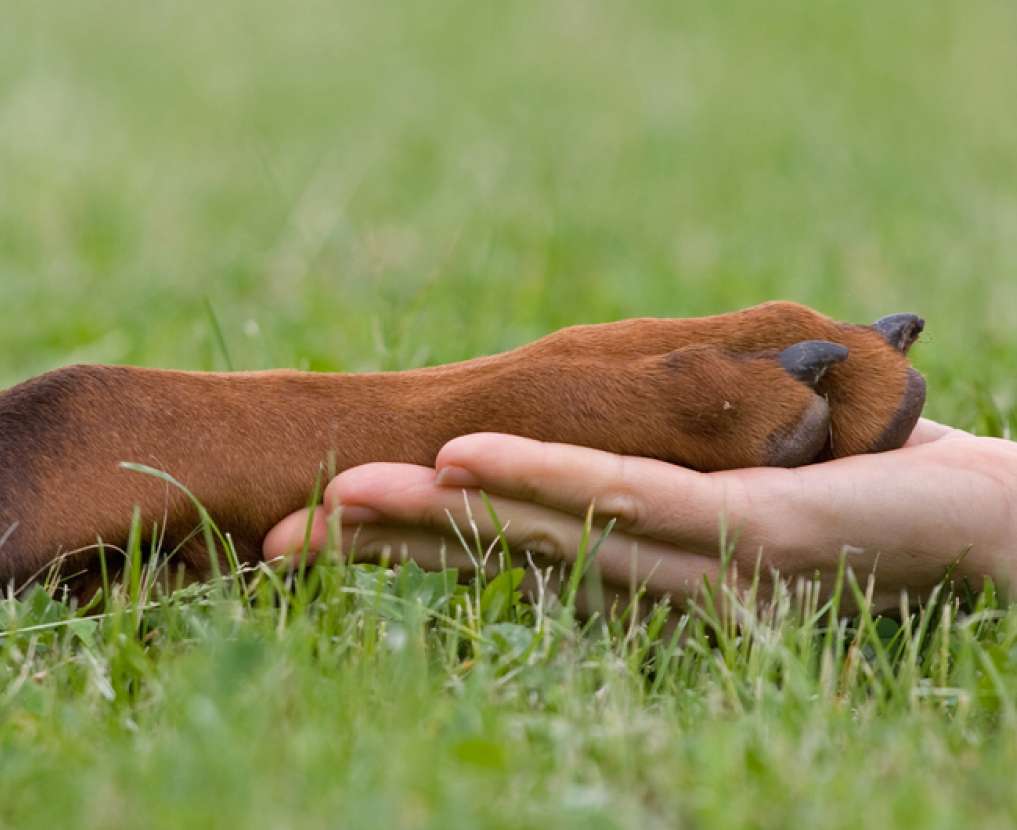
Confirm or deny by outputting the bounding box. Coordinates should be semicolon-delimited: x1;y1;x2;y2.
263;420;1017;612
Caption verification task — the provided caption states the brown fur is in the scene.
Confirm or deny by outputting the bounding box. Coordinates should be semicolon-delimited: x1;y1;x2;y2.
0;301;923;590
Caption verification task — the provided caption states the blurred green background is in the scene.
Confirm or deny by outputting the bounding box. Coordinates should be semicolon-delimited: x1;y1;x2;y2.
3;0;1017;427
6;4;1017;828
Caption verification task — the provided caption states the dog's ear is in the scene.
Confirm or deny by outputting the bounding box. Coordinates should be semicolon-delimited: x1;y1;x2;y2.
872;313;925;353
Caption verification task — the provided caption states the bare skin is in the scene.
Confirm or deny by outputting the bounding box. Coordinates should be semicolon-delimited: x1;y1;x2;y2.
264;419;1017;613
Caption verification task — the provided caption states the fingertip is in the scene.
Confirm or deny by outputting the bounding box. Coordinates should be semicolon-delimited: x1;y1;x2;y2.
262;507;328;560
434;465;482;488
904;418;956;447
436;432;540;473
436;432;500;467
324;462;435;511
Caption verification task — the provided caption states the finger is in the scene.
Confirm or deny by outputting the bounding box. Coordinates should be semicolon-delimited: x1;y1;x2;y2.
298;522;705;616
337;528;685;619
262;466;453;560
263;507;329;560
263;505;483;572
347;525;481;572
361;524;719;606
262;499;713;603
324;462;720;597
905;418;973;446
324;462;613;564
905;418;953;446
262;504;388;560
267;471;720;603
432;433;781;551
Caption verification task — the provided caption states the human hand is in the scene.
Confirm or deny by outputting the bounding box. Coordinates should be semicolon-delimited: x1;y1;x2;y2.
263;419;1017;612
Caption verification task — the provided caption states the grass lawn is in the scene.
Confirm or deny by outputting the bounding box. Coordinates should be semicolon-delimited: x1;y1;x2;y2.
4;1;1017;826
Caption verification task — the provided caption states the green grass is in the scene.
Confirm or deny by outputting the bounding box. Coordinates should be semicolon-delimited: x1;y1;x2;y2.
3;0;1017;826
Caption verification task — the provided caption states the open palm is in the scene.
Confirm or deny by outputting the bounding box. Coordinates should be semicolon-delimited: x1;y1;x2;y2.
265;420;1017;612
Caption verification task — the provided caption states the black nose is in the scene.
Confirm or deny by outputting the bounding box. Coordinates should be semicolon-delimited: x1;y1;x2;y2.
872;313;925;353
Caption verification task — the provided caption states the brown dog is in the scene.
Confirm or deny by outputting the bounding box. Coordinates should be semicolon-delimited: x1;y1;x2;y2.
0;301;925;591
